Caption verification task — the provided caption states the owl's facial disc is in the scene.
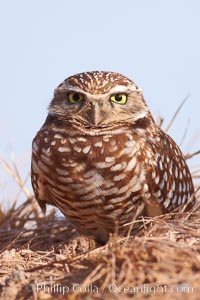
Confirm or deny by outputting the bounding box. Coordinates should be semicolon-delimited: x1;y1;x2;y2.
49;72;150;130
70;90;147;128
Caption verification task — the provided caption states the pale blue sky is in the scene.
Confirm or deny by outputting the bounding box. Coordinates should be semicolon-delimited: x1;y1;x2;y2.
0;0;200;203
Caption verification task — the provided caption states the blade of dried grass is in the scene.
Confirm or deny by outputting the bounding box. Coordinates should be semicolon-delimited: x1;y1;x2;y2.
185;149;200;160
0;230;25;254
81;264;106;286
156;116;164;128
0;156;32;199
179;117;190;147
10;151;22;183
125;203;145;240
165;94;190;133
13;172;31;204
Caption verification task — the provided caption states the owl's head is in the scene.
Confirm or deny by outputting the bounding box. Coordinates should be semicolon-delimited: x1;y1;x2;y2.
49;71;153;132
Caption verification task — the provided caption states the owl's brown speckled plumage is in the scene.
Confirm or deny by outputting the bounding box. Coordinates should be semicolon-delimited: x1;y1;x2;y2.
31;71;195;243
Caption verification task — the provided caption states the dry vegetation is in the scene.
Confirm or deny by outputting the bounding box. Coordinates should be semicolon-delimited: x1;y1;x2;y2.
0;104;200;300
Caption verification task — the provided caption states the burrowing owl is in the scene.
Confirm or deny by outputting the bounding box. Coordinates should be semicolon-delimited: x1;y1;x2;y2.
31;71;195;243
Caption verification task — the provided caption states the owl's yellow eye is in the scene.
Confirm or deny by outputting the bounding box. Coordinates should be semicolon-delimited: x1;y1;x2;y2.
68;92;84;104
110;94;127;105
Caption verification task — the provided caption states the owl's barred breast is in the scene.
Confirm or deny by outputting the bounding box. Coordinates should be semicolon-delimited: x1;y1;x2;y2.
32;124;194;242
32;127;146;240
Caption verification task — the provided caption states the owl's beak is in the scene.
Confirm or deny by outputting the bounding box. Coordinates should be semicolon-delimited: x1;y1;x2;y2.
86;102;104;126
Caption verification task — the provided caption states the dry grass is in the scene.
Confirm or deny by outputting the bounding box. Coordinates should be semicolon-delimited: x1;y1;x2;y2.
0;193;200;300
0;102;200;300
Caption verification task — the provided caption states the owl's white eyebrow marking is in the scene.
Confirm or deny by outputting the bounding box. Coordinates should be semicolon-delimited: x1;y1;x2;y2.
57;84;84;93
108;85;136;94
57;83;139;96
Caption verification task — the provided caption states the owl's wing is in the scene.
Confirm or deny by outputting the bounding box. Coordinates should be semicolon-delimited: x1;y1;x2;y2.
31;159;56;213
141;129;194;215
